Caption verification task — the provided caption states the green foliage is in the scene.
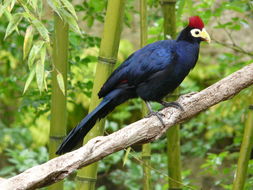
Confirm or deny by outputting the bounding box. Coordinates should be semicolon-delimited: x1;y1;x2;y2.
0;147;48;177
4;12;23;39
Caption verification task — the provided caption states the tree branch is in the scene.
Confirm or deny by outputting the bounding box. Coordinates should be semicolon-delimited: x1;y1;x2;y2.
0;178;6;183
1;63;253;190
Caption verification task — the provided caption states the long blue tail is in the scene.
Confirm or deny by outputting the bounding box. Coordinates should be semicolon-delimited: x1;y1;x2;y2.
56;98;111;155
56;88;135;155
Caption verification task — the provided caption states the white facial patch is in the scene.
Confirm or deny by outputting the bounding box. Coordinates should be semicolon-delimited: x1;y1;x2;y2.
190;28;202;38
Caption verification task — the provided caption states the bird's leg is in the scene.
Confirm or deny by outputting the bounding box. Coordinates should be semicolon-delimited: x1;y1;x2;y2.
157;100;184;111
145;101;166;127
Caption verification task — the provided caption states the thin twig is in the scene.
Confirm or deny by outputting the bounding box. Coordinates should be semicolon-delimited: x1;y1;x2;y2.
214;20;253;57
213;39;253;57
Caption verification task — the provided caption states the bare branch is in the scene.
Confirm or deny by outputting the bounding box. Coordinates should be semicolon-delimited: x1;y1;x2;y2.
0;178;6;183
1;63;253;190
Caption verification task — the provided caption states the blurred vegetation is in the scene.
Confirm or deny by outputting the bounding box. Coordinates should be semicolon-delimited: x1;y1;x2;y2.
0;0;253;189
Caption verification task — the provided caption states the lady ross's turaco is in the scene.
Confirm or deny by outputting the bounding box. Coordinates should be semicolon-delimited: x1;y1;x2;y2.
56;16;211;155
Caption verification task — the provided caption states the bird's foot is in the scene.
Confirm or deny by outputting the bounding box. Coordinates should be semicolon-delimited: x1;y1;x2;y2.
146;111;165;118
145;111;166;127
159;101;184;111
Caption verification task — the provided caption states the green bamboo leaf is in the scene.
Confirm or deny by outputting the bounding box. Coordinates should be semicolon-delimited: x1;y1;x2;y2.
28;40;44;69
61;9;81;35
60;0;78;20
47;0;62;17
40;44;46;66
44;70;50;91
0;0;12;17
23;25;34;60
36;44;46;90
3;9;12;21
7;0;16;12
18;0;34;16
32;19;50;42
36;60;44;92
37;42;46;92
37;0;43;18
23;66;36;94
4;13;23;39
57;72;65;95
21;11;49;42
29;0;38;12
123;147;131;166
4;10;20;35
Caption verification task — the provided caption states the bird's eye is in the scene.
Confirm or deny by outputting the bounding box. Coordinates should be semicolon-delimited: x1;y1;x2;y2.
190;29;201;37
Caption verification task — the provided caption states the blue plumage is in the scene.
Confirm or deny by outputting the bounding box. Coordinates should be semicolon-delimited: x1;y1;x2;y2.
56;18;210;154
99;39;199;101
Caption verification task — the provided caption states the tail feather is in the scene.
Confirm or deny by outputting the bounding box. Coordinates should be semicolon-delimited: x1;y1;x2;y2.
56;87;135;155
56;98;111;155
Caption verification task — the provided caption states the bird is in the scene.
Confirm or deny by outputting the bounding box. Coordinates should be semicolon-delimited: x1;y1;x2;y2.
56;16;211;155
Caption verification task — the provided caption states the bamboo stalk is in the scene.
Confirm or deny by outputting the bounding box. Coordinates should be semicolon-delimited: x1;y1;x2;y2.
161;0;177;40
142;143;151;190
49;14;69;190
140;0;151;189
232;104;253;190
160;0;182;189
167;125;182;188
75;1;126;189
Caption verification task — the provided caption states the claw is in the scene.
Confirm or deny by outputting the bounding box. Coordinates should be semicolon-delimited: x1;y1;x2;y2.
145;111;166;127
146;111;165;118
144;101;166;127
158;100;184;111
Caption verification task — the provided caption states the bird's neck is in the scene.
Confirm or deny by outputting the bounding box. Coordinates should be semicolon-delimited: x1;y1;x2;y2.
175;40;200;70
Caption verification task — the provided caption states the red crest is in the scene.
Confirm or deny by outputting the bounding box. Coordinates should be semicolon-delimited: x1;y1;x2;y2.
188;16;204;29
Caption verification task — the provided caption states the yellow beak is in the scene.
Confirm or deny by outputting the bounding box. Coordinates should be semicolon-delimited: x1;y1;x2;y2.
200;28;211;43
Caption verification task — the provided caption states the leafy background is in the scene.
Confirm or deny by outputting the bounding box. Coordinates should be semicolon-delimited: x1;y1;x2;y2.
0;0;253;189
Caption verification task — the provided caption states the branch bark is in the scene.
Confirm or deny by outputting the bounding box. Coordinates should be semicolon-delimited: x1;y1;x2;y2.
0;178;6;183
1;63;253;190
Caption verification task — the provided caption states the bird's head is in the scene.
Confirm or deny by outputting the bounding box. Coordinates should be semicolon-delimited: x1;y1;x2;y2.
188;16;211;43
178;16;211;44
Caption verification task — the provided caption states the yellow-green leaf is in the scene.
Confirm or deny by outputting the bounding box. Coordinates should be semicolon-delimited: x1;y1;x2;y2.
36;60;44;92
47;0;62;18
0;0;12;17
23;66;36;94
60;0;78;20
4;13;23;39
29;0;38;12
37;45;46;91
28;40;44;69
3;9;12;21
23;25;34;60
32;19;50;42
44;70;50;91
123;147;131;166
37;0;43;18
61;9;81;35
57;72;65;95
8;0;16;12
40;44;46;66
